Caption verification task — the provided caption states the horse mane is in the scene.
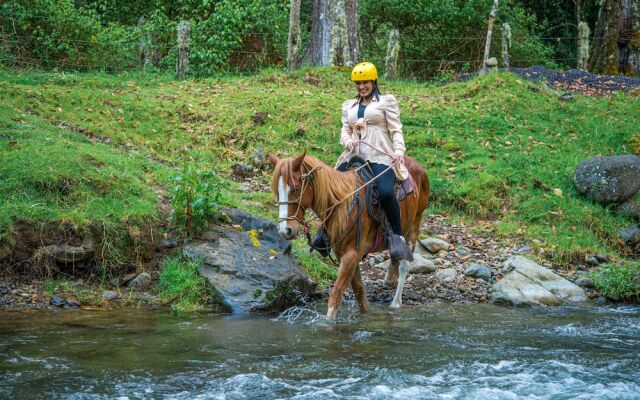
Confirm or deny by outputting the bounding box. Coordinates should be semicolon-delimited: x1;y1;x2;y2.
272;155;360;240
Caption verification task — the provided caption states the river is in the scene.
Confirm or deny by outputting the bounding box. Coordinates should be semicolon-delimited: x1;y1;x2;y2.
1;303;639;399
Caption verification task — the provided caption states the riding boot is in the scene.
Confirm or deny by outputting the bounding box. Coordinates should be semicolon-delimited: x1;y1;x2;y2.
311;228;331;257
389;233;414;262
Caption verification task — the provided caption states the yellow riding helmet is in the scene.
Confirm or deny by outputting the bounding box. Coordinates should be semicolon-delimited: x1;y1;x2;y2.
351;62;378;81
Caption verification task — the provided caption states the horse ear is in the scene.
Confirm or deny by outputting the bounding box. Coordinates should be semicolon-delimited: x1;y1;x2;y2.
267;153;279;166
292;150;306;171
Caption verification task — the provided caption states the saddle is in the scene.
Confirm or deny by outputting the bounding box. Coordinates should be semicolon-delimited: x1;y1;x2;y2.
346;156;415;254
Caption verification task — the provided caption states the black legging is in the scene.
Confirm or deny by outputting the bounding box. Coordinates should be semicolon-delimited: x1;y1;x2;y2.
338;162;402;235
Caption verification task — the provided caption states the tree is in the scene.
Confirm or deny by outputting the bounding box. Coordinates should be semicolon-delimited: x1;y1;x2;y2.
302;0;359;66
589;0;639;75
287;0;302;70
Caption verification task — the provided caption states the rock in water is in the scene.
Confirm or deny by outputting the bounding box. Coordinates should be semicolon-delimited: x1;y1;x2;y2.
490;256;587;306
574;155;640;205
182;208;316;313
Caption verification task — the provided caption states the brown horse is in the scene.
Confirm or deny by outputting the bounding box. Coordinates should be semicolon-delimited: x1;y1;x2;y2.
269;152;429;319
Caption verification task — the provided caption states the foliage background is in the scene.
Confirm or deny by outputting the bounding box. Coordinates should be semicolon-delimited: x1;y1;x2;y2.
1;0;601;77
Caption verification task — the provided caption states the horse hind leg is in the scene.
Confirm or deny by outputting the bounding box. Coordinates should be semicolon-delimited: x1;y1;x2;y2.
390;239;414;308
383;238;414;288
390;259;410;309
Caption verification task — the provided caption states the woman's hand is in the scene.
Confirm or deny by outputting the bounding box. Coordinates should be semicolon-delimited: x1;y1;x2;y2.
345;140;357;152
392;153;404;165
354;118;366;132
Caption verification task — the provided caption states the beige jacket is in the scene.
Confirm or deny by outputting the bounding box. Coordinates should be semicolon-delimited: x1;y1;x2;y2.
336;94;409;180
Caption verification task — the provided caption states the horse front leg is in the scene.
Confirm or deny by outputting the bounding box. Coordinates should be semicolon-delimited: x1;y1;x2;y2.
327;250;358;319
351;266;368;314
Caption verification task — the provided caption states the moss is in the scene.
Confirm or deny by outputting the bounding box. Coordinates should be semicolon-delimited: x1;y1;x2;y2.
247;229;261;247
631;134;640;155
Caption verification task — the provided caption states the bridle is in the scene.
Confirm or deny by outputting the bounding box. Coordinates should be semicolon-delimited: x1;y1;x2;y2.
277;165;321;235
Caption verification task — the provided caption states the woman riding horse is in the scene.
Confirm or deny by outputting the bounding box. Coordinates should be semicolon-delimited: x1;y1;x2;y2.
312;61;413;262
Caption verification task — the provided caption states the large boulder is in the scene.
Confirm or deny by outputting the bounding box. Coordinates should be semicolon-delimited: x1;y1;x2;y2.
182;209;316;313
490;256;587;306
574;155;640;205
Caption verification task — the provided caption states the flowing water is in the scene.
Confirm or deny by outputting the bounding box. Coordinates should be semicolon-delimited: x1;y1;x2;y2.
1;303;639;399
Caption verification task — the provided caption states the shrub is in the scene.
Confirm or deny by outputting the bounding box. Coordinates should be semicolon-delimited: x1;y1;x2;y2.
0;0;138;71
592;263;640;301
171;164;224;236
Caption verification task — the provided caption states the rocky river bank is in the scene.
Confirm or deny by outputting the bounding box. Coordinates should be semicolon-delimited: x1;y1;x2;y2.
0;212;606;312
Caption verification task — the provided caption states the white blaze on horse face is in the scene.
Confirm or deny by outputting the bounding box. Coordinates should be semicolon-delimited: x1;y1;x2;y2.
278;176;291;236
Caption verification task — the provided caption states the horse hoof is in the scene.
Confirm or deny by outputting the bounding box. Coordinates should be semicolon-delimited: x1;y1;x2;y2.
389;302;401;309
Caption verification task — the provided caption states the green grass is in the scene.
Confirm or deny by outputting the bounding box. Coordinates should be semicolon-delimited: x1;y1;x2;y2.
591;262;640;302
42;278;104;305
157;256;212;312
1;67;639;299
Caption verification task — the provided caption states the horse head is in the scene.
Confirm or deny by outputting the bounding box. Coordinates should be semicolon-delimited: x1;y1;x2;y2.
269;151;315;240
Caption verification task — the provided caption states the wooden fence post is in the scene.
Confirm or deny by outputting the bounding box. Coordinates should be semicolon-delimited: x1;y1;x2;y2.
577;21;590;71
501;23;511;70
138;16;148;73
385;29;400;79
176;21;190;80
480;0;500;76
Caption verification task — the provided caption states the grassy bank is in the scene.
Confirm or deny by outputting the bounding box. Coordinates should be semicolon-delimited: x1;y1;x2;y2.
0;67;638;299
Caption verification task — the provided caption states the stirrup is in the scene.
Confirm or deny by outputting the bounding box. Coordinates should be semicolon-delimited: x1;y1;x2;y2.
389;233;413;262
311;228;331;257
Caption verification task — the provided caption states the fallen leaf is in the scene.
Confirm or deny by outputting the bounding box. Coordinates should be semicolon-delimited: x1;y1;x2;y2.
552;188;563;196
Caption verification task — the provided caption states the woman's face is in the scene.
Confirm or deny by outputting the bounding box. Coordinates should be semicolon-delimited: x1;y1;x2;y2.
354;80;373;98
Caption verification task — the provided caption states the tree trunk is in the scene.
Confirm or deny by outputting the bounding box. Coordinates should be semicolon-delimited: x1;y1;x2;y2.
589;0;639;75
303;0;329;66
345;0;360;65
329;0;349;66
479;0;500;76
303;0;359;66
619;0;639;75
589;0;622;74
287;0;302;71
